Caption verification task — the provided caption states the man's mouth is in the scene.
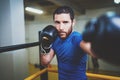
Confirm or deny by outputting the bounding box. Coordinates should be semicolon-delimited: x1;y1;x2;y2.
60;32;65;35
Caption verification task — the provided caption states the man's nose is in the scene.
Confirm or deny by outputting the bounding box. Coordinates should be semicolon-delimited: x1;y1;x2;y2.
60;23;64;30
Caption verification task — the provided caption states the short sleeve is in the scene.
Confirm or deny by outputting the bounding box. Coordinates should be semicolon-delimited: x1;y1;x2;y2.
72;32;83;47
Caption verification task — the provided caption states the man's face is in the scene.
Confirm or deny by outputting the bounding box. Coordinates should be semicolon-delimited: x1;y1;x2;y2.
54;13;75;39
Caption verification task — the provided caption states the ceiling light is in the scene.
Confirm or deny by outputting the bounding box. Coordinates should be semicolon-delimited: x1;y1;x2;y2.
114;0;120;4
25;7;43;14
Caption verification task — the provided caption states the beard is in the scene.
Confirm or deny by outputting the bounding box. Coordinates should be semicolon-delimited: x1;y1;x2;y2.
59;26;72;40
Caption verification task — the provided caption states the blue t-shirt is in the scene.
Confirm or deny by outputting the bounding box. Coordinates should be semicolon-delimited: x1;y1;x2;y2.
52;31;87;80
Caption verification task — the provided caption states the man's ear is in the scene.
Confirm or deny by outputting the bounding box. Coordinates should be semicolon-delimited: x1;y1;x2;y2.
72;19;76;26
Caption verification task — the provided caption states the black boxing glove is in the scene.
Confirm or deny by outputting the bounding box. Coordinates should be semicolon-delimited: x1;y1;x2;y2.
82;18;97;42
40;25;58;54
82;12;120;65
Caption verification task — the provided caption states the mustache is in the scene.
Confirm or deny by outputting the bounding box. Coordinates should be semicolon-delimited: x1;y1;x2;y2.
59;30;66;33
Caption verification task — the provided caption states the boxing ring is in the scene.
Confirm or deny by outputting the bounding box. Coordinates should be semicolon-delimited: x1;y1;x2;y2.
0;32;120;80
24;67;120;80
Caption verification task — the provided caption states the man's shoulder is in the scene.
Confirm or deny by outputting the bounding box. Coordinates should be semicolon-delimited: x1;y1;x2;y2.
71;31;82;43
72;31;82;37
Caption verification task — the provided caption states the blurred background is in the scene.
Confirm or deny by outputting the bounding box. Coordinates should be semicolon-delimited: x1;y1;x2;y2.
0;0;120;80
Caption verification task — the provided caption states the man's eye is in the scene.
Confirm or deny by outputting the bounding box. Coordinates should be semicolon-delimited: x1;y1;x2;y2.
55;21;60;24
63;21;68;23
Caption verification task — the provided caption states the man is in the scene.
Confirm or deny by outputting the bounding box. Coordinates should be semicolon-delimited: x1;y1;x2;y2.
40;6;88;80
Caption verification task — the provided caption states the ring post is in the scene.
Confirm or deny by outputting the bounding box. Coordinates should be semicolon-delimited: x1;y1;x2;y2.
39;31;48;80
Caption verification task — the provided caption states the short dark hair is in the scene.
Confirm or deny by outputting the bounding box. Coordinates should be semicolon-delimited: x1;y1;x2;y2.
53;6;74;21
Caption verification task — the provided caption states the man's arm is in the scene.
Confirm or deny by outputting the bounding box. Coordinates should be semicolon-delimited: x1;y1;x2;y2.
80;40;97;58
40;25;58;67
40;48;55;67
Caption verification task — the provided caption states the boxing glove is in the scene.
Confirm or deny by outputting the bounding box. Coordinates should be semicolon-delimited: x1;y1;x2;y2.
82;12;120;65
40;25;58;53
82;18;97;42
